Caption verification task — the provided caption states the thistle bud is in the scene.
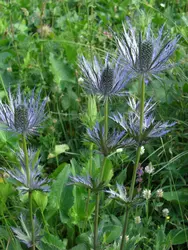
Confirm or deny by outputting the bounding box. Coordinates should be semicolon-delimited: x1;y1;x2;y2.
140;40;153;72
100;66;114;96
14;105;28;132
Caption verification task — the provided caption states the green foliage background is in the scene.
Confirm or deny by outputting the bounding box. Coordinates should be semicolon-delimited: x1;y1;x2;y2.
0;0;187;249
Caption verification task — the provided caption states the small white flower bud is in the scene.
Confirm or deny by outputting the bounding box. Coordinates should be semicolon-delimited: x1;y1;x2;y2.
140;146;145;155
142;189;151;199
162;208;169;217
125;235;129;242
116;148;123;153
78;77;84;84
135;216;141;224
145;162;154;174
156;188;163;198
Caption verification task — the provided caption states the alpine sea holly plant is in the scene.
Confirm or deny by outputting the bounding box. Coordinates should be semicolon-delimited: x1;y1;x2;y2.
74;20;180;250
112;20;180;250
77;53;133;249
0;86;48;250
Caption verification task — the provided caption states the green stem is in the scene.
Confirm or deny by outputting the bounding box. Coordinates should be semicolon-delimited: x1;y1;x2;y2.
22;135;35;250
120;76;145;250
29;191;35;250
93;156;107;250
104;97;109;140
93;97;109;250
22;135;30;186
83;143;93;232
119;206;130;250
94;192;100;250
145;199;149;221
139;76;145;142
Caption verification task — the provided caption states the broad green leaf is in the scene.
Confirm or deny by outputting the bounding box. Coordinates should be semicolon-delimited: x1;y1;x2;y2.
102;159;113;184
104;225;122;244
70;244;87;250
40;232;67;250
48;144;69;159
167;229;188;246
33;191;48;212
163;189;188;205
46;164;70;219
0;182;14;201
49;53;75;86
60;184;74;223
0;226;9;239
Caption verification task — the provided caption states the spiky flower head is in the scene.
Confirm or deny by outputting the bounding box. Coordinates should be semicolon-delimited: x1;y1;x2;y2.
106;183;141;206
68;175;106;193
79;54;132;98
114;19;180;78
110;97;175;145
0;86;47;136
86;123;134;156
0;149;50;194
12;214;41;247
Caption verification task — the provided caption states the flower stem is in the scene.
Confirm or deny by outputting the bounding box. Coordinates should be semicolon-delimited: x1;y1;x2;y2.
22;135;30;186
29;191;35;250
94;192;100;250
22;135;35;250
120;76;145;250
93;98;109;250
83;143;93;232
104;97;109;140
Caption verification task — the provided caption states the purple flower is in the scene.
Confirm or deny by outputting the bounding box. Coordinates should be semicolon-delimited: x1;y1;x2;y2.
79;54;132;98
0;86;47;136
114;19;180;78
86;123;134;156
12;214;41;247
0;148;50;194
110;97;175;144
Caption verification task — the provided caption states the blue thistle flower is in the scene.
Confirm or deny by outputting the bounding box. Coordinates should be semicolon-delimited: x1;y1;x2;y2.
86;123;134;156
68;175;106;192
79;54;132;98
111;98;175;144
68;175;93;189
0;149;50;194
0;86;47;136
106;183;141;206
114;20;180;78
12;214;41;247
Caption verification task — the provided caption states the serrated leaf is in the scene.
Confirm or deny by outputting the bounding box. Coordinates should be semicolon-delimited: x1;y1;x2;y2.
46;165;70;219
49;53;75;86
41;232;67;250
